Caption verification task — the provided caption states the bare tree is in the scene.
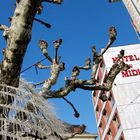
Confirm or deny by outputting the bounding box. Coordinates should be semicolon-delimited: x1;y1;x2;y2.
0;0;63;87
0;0;130;139
34;27;129;100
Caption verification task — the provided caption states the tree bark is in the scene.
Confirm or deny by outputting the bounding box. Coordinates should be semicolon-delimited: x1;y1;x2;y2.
0;0;38;87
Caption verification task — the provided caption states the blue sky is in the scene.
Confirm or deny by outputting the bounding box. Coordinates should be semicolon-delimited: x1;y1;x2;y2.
0;0;139;137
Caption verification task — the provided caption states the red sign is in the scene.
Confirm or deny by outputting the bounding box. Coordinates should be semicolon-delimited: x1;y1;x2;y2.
112;54;140;78
112;55;139;63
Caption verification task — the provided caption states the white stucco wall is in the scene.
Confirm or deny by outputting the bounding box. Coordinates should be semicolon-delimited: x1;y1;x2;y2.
67;134;97;140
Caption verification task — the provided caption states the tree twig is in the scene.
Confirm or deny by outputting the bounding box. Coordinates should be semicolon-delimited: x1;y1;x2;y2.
63;97;80;118
34;18;51;28
39;40;53;63
42;0;63;4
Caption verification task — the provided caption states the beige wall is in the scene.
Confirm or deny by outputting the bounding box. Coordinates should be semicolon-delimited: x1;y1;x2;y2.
68;134;97;140
123;0;140;33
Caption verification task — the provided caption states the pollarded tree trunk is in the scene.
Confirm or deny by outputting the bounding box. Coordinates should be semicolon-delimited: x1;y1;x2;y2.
0;0;39;87
0;1;39;138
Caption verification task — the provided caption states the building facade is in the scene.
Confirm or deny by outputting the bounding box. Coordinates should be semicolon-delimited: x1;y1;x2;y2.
68;133;98;140
109;0;140;38
92;44;140;140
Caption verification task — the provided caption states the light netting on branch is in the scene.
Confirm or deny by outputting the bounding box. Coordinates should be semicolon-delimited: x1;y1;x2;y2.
0;82;68;140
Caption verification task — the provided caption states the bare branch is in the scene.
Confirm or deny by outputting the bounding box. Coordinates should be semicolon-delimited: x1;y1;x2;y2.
35;39;65;92
63;97;80;118
34;18;51;28
91;46;103;81
53;38;62;63
33;80;45;87
0;24;8;31
78;58;91;70
77;50;130;91
41;80;76;98
71;66;80;81
36;62;51;69
42;0;63;4
41;78;94;99
35;41;80;117
39;40;53;63
102;26;117;55
41;50;130;99
36;3;44;14
91;26;117;81
64;124;86;140
77;62;130;91
0;24;9;39
41;47;101;98
37;60;65;91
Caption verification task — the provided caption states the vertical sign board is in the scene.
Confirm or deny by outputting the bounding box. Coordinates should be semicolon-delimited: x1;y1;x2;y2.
103;44;140;85
130;0;140;32
123;0;140;34
122;0;140;14
131;0;140;13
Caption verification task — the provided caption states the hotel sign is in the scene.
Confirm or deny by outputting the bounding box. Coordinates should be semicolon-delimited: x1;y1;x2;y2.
112;54;140;77
103;44;140;84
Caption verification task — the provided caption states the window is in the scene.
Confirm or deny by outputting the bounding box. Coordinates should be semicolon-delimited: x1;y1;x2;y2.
107;128;111;135
93;91;96;96
103;109;109;122
99;122;102;128
103;73;108;83
100;61;105;70
99;91;107;102
108;92;115;108
97;75;101;84
107;128;113;140
98;120;103;137
119;136;124;140
96;105;99;111
93;90;98;98
113;113;121;129
102;109;107;116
